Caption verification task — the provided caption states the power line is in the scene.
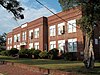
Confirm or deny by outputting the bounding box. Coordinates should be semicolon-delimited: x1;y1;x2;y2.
35;0;80;29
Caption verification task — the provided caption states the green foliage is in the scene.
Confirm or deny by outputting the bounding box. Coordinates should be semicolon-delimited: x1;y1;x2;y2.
18;49;29;58
0;0;24;19
32;50;41;59
59;0;100;37
48;48;59;59
39;51;48;59
28;48;35;55
61;52;77;61
9;48;19;56
0;33;6;50
59;0;79;11
0;50;10;56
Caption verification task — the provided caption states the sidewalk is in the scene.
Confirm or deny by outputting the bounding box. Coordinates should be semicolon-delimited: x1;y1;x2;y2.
0;65;44;75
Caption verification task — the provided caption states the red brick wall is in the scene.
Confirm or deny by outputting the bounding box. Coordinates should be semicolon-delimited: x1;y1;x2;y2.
48;6;83;59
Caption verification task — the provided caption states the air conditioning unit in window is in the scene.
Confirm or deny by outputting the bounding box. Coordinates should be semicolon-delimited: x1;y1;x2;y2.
60;26;65;34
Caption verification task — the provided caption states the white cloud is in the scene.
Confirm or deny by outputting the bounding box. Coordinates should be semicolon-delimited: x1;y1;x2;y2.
0;0;58;34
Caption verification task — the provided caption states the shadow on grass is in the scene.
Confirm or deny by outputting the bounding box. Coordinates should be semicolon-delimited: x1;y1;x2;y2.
62;66;100;75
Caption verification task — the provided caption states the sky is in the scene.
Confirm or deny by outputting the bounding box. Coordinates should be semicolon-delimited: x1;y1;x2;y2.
0;0;62;35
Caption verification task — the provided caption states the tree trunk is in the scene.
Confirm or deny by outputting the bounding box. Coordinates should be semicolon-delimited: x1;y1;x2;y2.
83;35;95;69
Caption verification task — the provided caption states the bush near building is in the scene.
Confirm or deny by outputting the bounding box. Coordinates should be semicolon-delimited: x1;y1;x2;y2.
48;48;59;59
61;52;77;61
39;51;48;59
0;50;10;56
9;48;19;56
32;49;41;59
18;49;29;58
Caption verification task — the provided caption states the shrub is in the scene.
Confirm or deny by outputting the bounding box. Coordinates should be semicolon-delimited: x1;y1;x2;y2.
28;48;35;58
61;52;77;61
39;51;48;59
48;48;59;59
18;49;29;58
9;48;19;56
0;50;10;56
32;49;41;59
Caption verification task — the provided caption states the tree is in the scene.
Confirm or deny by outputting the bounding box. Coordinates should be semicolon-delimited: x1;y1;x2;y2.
0;33;7;50
0;0;24;19
59;0;100;69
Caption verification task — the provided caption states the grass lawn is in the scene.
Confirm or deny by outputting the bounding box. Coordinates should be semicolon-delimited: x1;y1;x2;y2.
0;55;100;75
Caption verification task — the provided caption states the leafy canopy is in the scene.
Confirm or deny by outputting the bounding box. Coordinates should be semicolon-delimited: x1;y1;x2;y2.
59;0;100;37
0;0;24;19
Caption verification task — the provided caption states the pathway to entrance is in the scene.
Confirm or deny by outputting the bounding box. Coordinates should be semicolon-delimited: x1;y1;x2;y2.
0;65;44;75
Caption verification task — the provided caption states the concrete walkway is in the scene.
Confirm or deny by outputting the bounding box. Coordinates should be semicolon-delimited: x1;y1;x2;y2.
0;65;44;75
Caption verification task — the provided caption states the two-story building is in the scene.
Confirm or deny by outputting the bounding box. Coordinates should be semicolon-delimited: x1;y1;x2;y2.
6;6;100;60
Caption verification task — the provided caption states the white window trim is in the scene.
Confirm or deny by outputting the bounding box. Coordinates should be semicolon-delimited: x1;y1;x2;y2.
58;40;65;52
14;35;17;42
29;30;33;40
22;32;26;41
68;38;77;52
34;42;39;50
50;41;56;50
29;43;33;49
49;25;56;36
58;22;65;35
34;28;39;38
68;19;76;33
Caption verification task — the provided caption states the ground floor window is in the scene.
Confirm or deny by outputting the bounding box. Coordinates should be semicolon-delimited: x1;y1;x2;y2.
14;45;16;48
50;41;56;50
58;40;65;52
34;42;39;50
29;43;33;49
68;38;77;52
17;45;20;50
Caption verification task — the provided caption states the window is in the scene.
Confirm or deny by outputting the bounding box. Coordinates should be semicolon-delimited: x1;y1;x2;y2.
68;38;77;52
22;32;26;41
10;46;12;49
17;34;20;42
58;22;65;35
34;28;39;38
50;41;56;50
14;34;20;42
17;45;20;50
16;34;20;42
9;37;12;44
34;42;39;49
29;30;33;40
14;35;17;42
58;40;65;52
8;38;12;44
29;43;33;49
7;47;9;50
95;39;98;44
14;45;16;48
49;25;56;36
68;19;76;33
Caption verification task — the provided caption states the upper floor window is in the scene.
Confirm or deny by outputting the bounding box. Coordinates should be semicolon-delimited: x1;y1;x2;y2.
14;35;17;42
50;41;56;50
67;19;76;33
58;40;65;52
29;30;33;40
34;28;39;38
22;32;26;41
49;25;56;36
8;37;12;44
68;38;77;52
17;34;20;42
58;22;65;35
